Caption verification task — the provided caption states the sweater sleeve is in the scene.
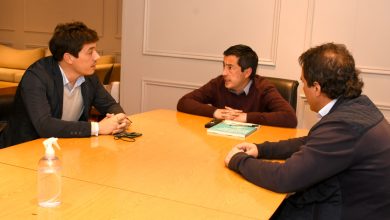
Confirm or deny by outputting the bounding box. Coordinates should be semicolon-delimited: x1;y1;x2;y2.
257;136;307;159
228;122;357;193
177;78;218;117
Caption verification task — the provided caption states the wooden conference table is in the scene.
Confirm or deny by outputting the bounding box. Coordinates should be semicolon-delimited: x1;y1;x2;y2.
0;109;307;219
0;81;17;95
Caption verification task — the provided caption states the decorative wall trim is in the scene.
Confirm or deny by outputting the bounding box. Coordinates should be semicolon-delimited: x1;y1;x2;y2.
142;0;281;66
23;30;52;34
25;44;47;49
115;0;122;39
359;66;390;76
303;0;390;76
297;95;311;129
303;0;316;50
141;78;201;112
112;51;121;63
267;0;281;66
0;28;15;32
376;103;390;111
0;42;13;47
23;0;105;36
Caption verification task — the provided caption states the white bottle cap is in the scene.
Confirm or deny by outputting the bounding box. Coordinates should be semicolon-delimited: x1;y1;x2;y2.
43;137;60;158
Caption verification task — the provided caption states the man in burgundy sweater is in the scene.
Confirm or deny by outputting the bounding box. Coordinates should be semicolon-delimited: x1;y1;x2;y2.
177;44;297;128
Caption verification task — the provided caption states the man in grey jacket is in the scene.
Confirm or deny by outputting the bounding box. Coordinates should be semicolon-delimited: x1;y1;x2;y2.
225;43;390;219
2;21;130;147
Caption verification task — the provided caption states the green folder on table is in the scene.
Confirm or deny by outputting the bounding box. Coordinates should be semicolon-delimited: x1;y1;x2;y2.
206;120;259;138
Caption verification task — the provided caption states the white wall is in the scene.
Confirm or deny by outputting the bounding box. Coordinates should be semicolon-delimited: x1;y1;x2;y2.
0;0;122;60
121;0;390;129
2;0;388;129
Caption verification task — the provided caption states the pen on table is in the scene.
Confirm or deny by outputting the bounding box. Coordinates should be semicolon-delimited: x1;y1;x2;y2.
229;124;258;127
223;120;259;127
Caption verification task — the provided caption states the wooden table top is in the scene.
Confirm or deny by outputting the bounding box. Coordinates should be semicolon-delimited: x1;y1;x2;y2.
0;109;308;219
0;81;17;95
0;163;255;220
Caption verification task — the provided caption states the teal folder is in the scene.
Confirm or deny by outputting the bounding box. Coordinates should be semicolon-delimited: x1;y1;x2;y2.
207;120;259;138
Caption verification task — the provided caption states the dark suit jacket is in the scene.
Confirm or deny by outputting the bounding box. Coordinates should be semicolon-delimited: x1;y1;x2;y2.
3;56;124;147
228;95;390;219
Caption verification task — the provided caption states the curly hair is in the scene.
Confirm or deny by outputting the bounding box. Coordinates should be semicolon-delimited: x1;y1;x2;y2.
299;43;363;99
223;44;259;79
49;21;99;61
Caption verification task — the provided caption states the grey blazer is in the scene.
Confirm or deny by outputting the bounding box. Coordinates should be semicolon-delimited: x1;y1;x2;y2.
3;56;124;147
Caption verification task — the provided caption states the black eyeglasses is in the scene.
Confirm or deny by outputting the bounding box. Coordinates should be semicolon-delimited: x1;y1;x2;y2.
114;132;142;142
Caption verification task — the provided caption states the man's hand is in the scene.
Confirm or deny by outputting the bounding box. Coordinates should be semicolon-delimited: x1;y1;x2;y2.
224;146;244;167
224;142;258;167
214;106;247;122
98;113;132;135
114;113;132;133
234;142;258;157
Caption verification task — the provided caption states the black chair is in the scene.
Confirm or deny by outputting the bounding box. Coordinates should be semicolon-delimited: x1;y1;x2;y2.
263;76;299;111
0;93;15;148
0;93;14;127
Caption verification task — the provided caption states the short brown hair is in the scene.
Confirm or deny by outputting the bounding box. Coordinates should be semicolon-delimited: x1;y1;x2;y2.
299;43;363;99
49;21;99;61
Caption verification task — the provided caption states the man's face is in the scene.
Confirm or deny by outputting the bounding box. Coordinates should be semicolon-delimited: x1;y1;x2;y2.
301;71;318;112
222;55;251;93
72;42;100;76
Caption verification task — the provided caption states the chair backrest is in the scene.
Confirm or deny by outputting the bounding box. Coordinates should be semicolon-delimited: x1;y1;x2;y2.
263;76;299;111
0;93;15;139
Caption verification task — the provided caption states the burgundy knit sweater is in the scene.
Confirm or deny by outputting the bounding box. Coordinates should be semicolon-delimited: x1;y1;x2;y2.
177;75;297;128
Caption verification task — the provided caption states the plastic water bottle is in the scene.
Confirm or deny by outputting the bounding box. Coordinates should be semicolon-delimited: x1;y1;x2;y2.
37;137;62;207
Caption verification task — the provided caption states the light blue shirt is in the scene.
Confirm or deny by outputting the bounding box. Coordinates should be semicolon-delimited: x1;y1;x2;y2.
59;66;85;93
229;79;253;96
318;98;338;118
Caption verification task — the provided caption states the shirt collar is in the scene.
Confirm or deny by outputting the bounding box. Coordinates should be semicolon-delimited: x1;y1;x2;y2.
229;79;253;96
318;98;338;118
59;65;85;91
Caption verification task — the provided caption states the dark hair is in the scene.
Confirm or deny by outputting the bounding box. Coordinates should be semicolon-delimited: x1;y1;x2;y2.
299;43;363;99
49;21;99;61
223;44;259;79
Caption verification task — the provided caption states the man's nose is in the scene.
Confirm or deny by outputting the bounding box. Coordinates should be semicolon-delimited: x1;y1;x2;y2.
222;67;228;76
93;51;100;60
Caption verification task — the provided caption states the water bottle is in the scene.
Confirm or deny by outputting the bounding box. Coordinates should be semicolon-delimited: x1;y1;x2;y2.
37;137;62;207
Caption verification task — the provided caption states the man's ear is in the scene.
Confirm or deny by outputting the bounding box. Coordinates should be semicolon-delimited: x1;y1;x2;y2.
313;81;322;96
244;67;252;78
63;53;74;64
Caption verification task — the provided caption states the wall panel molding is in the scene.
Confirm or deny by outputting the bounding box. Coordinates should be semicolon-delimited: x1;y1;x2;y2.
359;66;390;76
303;0;316;50
143;0;281;66
0;29;15;32
25;44;48;49
141;78;201;112
23;0;105;36
115;0;123;39
304;0;390;76
0;42;13;47
0;1;120;54
0;1;18;32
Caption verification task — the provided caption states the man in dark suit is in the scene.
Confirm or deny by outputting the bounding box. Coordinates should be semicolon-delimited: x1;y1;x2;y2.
2;21;130;147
